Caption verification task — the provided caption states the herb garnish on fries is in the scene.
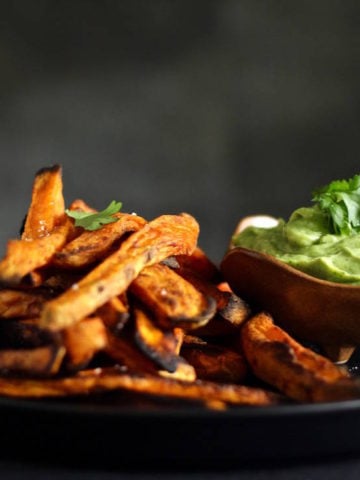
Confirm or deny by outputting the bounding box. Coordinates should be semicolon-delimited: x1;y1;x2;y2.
65;200;122;231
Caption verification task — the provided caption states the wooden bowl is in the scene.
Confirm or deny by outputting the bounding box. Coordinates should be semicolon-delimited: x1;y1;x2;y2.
221;216;360;363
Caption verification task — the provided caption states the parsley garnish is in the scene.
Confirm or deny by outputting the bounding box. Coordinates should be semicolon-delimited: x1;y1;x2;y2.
312;175;360;235
65;200;122;231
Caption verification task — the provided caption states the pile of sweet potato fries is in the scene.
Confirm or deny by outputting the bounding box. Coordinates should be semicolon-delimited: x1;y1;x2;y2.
0;165;358;409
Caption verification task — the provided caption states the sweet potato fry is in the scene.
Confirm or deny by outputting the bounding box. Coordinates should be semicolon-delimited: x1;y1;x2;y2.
53;213;147;269
62;317;108;371
0;289;47;318
0;220;74;286
22;165;65;240
95;296;129;333
40;213;200;331
0;367;281;406
0;343;65;376
158;360;196;382
241;312;360;403
134;304;193;374
175;269;250;327
130;263;216;330
181;335;248;383
105;319;196;381
175;247;220;281
105;330;158;375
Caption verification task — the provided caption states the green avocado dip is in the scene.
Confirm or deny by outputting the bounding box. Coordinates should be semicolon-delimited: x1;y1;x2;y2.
232;175;360;284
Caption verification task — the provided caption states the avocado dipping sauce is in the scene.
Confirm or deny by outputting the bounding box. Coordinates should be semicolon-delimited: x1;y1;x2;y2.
232;206;360;284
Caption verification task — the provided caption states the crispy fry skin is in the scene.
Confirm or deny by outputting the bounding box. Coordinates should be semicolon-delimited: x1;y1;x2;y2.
53;213;147;269
241;312;360;403
0;220;74;286
0;344;66;376
22;165;65;240
0;367;280;405
130;263;216;330
62;317;108;371
155;328;196;381
0;289;47;318
134;305;180;371
175;247;220;281
181;336;247;383
40;213;200;331
95;296;129;333
105;331;158;375
176;269;250;327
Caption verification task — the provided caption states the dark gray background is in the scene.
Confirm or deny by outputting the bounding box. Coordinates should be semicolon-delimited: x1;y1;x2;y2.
1;1;360;263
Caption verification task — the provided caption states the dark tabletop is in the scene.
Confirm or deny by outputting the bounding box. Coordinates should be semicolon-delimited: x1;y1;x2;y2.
1;457;360;480
0;1;360;477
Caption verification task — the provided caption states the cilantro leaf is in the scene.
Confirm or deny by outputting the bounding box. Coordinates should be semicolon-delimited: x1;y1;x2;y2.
65;200;122;231
312;174;360;235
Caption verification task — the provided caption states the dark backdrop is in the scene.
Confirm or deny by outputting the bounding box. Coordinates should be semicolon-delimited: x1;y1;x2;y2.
0;1;359;262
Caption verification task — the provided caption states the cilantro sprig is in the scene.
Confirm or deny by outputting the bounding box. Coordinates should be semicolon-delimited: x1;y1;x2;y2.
65;200;122;231
312;174;360;235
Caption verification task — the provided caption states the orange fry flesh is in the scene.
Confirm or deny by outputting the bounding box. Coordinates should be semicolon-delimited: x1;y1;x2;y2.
0;165;73;286
22;165;65;240
62;317;108;371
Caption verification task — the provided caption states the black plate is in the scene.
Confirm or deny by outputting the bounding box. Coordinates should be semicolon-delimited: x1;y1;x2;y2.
1;387;360;469
1;351;359;469
0;351;359;470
